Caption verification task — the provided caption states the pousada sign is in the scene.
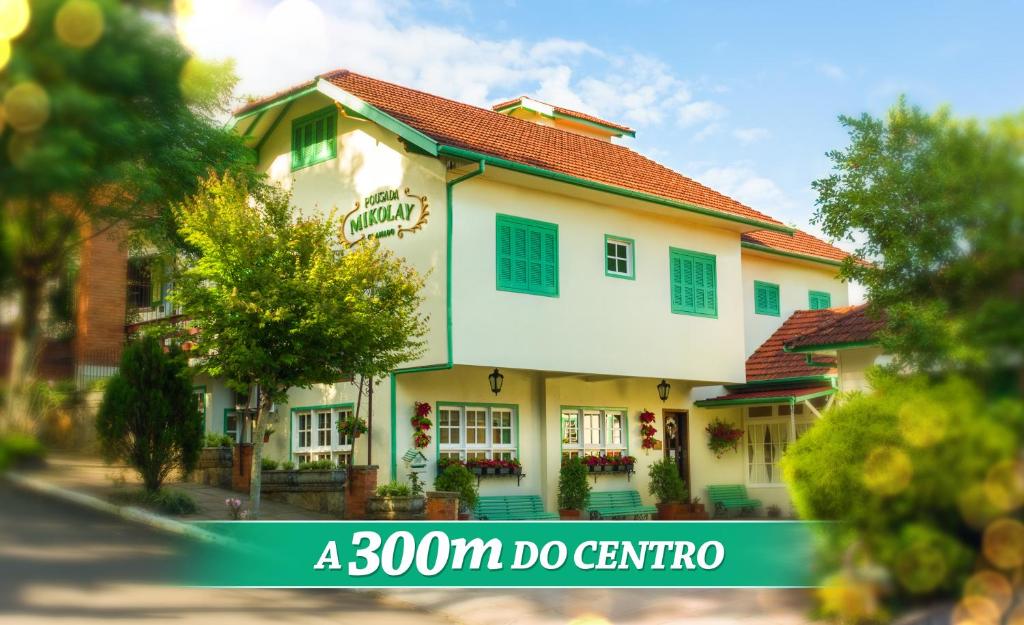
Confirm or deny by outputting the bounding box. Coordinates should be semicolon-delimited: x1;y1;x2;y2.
342;187;429;244
189;521;826;588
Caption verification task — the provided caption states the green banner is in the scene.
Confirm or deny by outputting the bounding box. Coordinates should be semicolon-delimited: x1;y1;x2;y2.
185;521;828;588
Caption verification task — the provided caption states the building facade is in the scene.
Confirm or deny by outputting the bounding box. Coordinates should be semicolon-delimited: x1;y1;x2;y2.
171;71;866;514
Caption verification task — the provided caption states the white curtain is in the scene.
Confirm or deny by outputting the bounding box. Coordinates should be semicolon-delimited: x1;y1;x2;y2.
748;424;767;483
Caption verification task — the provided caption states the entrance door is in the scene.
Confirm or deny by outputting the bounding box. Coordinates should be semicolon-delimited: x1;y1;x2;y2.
662;410;690;496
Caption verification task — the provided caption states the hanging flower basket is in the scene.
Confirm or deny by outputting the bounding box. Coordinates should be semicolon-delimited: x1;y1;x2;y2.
639;410;659;452
337;414;368;439
705;418;744;458
411;401;433;449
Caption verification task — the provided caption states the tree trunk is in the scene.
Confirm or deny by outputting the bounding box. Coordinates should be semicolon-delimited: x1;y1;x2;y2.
248;387;271;518
3;276;45;434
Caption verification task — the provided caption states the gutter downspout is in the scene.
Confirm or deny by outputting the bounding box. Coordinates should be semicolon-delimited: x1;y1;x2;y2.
388;160;486;480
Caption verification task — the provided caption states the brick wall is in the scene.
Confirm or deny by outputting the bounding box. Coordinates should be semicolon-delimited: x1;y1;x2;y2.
74;224;128;368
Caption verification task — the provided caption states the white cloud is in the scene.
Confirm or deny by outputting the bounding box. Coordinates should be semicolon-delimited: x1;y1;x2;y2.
690;163;796;218
676;100;726;127
691;123;723;142
817;62;846;80
732;127;770;143
176;0;721;131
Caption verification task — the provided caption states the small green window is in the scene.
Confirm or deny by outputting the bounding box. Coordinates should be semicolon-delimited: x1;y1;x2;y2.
605;235;635;279
809;290;832;310
669;248;717;318
291;106;337;170
496;214;558;297
754;281;780;316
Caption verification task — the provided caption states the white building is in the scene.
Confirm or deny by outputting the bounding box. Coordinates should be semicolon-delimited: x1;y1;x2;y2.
188;70;877;515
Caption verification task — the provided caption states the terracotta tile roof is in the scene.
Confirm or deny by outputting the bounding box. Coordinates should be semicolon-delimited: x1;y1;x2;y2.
785;303;883;350
742;229;851;263
700;384;834;404
312;70;785;229
745;308;850;381
491;96;636;134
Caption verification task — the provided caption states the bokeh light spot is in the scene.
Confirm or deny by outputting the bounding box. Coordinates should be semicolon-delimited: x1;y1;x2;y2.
963;570;1013;614
567;616;613;625
898;397;948;447
984;460;1024;513
55;0;104;48
982;518;1024;570
1007;602;1024;625
817;573;880;623
959;484;1004;530
6;130;38;169
0;38;10;70
863;446;913;496
952;595;1002;625
0;0;30;40
894;539;947;593
3;81;50;132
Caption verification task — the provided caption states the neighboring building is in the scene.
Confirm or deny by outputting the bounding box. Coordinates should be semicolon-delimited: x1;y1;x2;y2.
105;69;868;514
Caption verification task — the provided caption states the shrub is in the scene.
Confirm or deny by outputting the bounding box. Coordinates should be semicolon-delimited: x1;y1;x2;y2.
0;432;46;471
96;337;203;492
557;457;591;510
784;373;1024;616
376;481;412;497
111;488;198;516
434;463;478;512
648;459;687;504
280;460;295;471
261;458;279;471
204;433;234;447
298;459;335;471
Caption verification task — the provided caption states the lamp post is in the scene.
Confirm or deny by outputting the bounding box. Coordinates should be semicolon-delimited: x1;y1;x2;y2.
488;368;504;396
657;379;671;402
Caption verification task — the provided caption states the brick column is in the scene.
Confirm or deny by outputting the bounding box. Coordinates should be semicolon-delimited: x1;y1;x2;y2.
232;443;253;493
425;491;458;520
74;223;128;370
344;465;378;520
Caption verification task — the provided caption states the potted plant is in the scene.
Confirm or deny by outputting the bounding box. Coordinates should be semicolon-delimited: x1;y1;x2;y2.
262;422;276;443
366;480;426;520
434;462;478;519
337;414;368;440
558;457;591;519
620;455;637;473
648;459;687;520
691;496;706;515
705;418;744;458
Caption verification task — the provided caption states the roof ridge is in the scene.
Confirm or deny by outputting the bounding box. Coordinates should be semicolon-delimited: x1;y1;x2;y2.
490;94;635;133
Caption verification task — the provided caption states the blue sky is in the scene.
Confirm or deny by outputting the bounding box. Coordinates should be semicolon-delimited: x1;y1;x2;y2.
180;0;1024;246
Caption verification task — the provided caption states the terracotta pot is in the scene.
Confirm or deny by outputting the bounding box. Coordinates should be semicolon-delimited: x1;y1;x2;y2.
457;511;472;520
263;432;271;443
692;503;706;514
656;502;687;520
559;509;582;520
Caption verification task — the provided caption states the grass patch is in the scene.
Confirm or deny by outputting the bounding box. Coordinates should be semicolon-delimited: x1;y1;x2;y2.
110;488;199;516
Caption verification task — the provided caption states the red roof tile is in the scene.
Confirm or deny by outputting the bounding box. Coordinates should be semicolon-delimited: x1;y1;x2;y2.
491;96;636;134
742;229;850;263
745;308;852;381
701;384;834;404
785;303;883;350
315;70;785;228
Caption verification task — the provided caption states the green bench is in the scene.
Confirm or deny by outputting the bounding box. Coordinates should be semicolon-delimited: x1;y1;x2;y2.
707;484;762;517
474;495;559;520
587;490;657;520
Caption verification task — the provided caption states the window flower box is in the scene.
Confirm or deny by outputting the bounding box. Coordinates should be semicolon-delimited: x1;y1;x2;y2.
438;458;525;485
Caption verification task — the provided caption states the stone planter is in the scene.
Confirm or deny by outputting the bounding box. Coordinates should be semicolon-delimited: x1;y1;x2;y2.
559;509;583;520
366;495;426;520
425;491;459;520
656;502;688;520
260;469;347;516
197;446;233;469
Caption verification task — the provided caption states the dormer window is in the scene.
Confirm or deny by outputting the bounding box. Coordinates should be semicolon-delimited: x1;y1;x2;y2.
491;96;635;142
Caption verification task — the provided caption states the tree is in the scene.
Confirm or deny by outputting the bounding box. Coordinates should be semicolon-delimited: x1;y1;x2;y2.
95;335;203;492
812;98;1024;389
0;0;253;432
172;174;427;517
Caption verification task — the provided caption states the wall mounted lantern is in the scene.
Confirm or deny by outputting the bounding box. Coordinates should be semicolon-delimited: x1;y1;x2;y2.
488;368;504;396
657;379;671;402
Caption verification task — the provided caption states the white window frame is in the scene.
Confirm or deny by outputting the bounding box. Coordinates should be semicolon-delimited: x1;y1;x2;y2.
437;404;517;462
293;405;354;465
744;404;816;487
605;236;634;279
561;406;627;458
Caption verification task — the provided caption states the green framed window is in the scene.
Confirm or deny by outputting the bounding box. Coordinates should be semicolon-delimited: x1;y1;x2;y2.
290;106;337;171
604;235;635;279
291;403;354;465
754;281;780;316
560;406;628;458
669;247;717;317
808;290;832;310
496;214;558;297
436;403;518;462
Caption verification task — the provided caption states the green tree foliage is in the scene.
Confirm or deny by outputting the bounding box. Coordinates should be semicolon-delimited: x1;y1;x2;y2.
0;0;253;431
172;173;427;517
96;335;203;492
784;372;1024;616
812;98;1024;384
557;457;591;511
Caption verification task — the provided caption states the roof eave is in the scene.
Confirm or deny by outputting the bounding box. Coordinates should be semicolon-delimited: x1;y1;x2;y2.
784;339;880;354
741;241;845;268
695;387;836;408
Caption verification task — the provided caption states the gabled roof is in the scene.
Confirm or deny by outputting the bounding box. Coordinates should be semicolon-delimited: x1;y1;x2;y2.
745;308;846;381
234;70;854;265
784;303;883;352
491;95;636;136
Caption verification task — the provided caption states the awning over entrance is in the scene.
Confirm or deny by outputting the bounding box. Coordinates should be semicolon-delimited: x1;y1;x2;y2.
694;384;835;408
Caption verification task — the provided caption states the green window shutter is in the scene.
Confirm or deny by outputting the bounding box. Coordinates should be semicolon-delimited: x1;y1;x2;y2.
496;214;558;296
290;106;337;171
670;248;717;317
754;281;780;316
809;290;832;310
